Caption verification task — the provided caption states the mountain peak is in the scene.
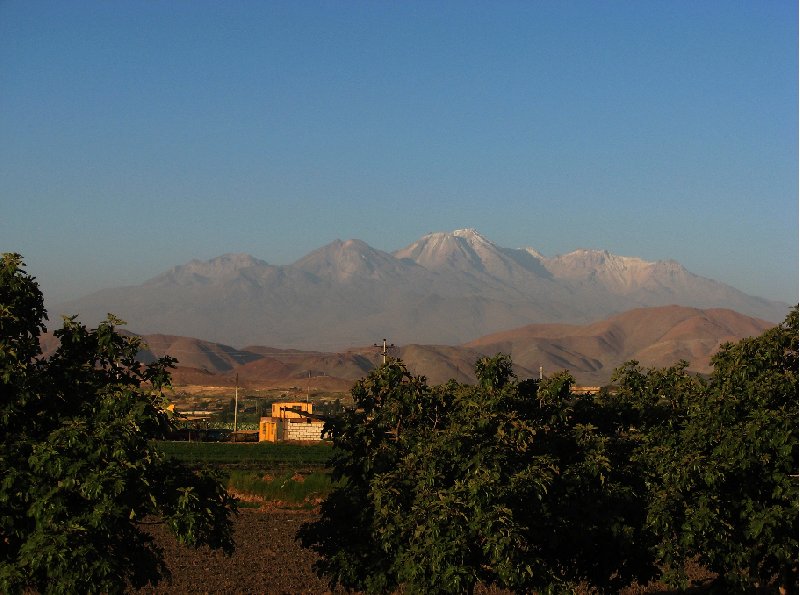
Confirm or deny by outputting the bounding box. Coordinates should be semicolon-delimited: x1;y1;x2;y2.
452;228;492;243
394;229;539;283
293;238;409;282
521;247;546;260
57;230;788;349
209;253;268;268
295;238;382;263
150;253;269;285
554;248;648;268
396;229;493;270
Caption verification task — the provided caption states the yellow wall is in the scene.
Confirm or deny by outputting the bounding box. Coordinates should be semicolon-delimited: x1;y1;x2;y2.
271;401;313;419
259;419;278;442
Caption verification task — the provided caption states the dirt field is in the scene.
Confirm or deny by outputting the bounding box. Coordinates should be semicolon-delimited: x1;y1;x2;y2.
131;507;715;595
130;507;520;594
133;508;339;595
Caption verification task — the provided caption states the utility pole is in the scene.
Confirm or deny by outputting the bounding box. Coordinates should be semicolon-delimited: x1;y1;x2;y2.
233;372;239;442
374;338;395;364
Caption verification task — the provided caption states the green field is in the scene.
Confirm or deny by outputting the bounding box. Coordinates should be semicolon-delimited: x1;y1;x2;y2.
156;440;334;470
157;440;338;506
227;470;343;507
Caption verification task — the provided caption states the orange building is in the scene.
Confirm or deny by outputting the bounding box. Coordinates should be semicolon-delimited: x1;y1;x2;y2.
259;402;325;442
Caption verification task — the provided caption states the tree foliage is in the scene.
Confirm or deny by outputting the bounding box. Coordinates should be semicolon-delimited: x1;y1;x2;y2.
299;355;656;593
302;311;798;593
615;308;799;592
0;254;237;594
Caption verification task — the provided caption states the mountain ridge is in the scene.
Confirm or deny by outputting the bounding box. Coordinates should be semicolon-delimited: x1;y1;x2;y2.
53;229;789;349
39;305;778;387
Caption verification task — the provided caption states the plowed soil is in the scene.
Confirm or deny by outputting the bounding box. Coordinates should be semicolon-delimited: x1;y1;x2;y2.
131;508;714;595
132;508;338;595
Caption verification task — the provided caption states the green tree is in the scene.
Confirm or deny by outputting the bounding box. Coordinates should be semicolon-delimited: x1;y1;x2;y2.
0;254;237;594
614;309;798;592
299;355;657;593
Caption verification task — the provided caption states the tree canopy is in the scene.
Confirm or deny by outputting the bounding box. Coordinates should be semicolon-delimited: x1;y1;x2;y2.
301;311;798;593
299;356;657;593
0;254;236;594
614;307;798;591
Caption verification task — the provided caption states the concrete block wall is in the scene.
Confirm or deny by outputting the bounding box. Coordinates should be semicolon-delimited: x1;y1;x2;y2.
285;419;325;441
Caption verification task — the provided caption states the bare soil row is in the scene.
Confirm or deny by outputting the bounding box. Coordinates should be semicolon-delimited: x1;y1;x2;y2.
132;507;714;594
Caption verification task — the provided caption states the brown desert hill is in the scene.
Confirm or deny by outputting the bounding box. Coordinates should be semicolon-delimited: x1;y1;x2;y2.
464;305;774;384
135;334;261;371
232;350;375;389
153;343;375;391
394;344;488;385
37;306;779;389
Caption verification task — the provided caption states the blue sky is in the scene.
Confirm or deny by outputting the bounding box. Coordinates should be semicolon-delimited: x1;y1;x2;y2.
1;1;797;305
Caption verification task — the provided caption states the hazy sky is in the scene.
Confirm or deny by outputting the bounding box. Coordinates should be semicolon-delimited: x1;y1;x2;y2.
1;1;797;306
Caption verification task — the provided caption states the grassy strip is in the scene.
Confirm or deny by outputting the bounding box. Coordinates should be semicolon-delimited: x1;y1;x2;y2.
173;421;260;431
156;440;334;469
157;442;340;506
227;470;342;505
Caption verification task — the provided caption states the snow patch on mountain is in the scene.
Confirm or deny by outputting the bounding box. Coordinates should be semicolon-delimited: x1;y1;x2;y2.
54;229;790;348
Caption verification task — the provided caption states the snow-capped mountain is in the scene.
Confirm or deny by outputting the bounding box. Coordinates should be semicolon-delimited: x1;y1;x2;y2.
53;229;789;348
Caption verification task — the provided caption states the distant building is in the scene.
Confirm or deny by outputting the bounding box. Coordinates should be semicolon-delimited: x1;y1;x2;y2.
259;401;326;442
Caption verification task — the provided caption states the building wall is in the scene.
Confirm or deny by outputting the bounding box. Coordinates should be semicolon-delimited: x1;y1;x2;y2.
285;418;325;441
260;402;324;442
259;419;278;442
271;401;313;419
